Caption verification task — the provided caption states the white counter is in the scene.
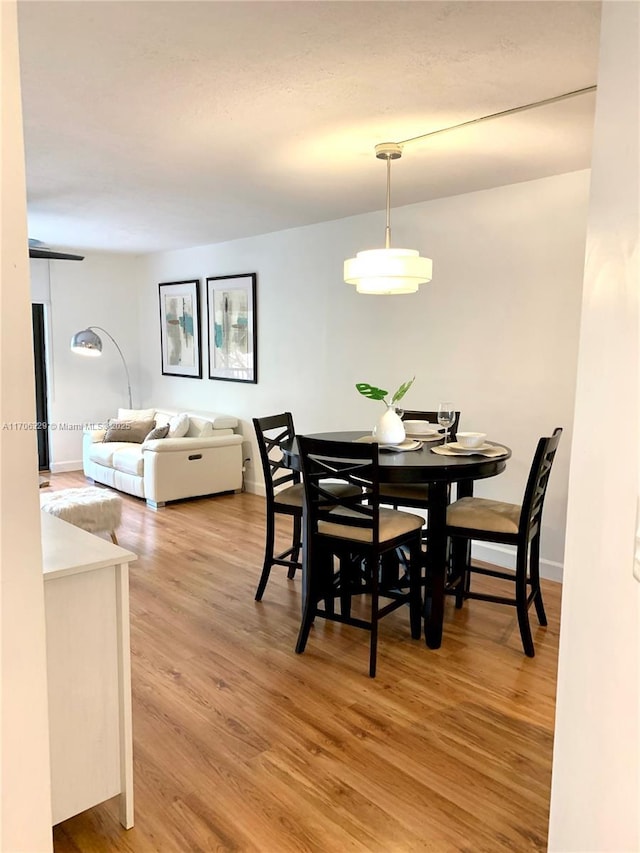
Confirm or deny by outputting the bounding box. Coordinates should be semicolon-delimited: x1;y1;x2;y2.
41;511;137;828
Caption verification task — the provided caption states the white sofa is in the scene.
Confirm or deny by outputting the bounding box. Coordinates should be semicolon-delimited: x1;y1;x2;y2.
83;408;244;508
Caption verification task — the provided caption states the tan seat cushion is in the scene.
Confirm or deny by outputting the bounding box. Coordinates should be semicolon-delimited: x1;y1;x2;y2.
319;506;424;544
274;483;305;508
274;482;361;510
446;496;521;535
379;483;430;503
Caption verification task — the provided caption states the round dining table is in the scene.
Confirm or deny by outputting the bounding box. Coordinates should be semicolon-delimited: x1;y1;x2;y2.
282;430;511;649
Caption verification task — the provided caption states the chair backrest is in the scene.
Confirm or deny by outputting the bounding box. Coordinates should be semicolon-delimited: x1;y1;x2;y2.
519;427;563;539
253;413;300;502
297;436;380;546
401;409;461;439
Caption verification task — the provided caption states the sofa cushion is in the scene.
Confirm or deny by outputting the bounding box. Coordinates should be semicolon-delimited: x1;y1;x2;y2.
111;446;145;477
88;441;139;466
144;423;170;442
117;407;156;422
186;415;215;437
155;409;239;431
104;418;155;443
168;412;190;438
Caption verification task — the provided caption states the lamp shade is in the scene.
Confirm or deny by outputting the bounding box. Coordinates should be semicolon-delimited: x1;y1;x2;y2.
344;248;433;295
70;328;103;356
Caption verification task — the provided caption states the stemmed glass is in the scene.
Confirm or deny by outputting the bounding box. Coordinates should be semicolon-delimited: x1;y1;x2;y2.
437;401;455;444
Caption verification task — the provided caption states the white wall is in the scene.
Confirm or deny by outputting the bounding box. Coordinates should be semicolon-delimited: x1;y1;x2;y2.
548;1;640;850
139;170;590;577
37;252;145;471
1;2;53;849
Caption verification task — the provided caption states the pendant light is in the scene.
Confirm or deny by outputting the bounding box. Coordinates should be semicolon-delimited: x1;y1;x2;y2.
344;142;432;295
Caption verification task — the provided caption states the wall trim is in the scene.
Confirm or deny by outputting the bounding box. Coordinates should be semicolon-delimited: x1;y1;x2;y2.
50;460;83;473
472;541;563;583
244;477;265;497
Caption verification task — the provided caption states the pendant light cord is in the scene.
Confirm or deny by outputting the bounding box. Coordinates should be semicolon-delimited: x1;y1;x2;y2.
385;155;392;249
397;85;597;148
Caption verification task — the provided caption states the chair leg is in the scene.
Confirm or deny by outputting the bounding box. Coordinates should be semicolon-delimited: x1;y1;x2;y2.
295;594;316;655
450;536;469;609
255;512;276;601
369;569;379;678
288;514;302;579
296;547;333;654
339;554;352;620
408;538;422;640
515;548;535;657
296;551;321;655
530;534;548;626
324;555;336;618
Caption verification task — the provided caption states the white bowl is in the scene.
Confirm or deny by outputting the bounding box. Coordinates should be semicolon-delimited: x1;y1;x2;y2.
457;431;487;448
403;420;435;435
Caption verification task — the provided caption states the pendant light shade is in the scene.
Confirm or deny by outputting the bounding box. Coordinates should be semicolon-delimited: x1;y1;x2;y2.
344;248;433;295
345;142;432;295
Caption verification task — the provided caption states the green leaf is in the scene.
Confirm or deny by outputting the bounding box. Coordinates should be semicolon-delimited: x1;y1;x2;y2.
391;376;415;405
355;382;388;401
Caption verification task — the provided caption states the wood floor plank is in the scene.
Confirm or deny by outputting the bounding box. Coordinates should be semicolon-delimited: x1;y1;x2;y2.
47;473;560;852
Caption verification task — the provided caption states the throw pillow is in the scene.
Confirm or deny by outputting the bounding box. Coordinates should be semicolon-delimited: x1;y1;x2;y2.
168;412;190;438
103;418;156;444
143;423;170;442
117;407;156;422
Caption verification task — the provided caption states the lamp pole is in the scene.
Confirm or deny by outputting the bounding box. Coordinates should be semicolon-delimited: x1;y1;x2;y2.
88;326;133;409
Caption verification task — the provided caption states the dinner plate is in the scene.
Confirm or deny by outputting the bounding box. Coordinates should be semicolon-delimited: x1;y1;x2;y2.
379;439;423;452
405;431;441;441
444;441;494;453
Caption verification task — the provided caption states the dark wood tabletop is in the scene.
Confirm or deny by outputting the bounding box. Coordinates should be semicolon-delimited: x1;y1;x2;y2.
283;431;511;484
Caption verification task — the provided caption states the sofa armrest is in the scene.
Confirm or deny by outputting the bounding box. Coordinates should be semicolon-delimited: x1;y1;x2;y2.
84;428;107;443
142;435;243;453
143;433;243;503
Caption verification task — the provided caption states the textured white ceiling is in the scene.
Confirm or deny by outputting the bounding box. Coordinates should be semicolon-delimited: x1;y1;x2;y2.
17;0;601;254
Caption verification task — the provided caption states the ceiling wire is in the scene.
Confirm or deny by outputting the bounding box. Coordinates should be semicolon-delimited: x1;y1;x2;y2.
396;85;597;148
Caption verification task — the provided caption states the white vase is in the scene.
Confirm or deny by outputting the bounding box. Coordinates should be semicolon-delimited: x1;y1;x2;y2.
374;406;406;445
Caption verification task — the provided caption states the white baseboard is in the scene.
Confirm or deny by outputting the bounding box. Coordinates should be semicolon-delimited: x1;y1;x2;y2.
472;542;563;583
243;476;265;497
50;460;83;473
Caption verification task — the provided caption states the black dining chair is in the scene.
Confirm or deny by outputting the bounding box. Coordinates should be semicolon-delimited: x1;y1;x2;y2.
445;427;562;657
378;409;461;511
252;413;360;602
295;435;424;677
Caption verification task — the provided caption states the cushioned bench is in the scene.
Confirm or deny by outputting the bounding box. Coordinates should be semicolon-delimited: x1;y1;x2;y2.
40;486;123;543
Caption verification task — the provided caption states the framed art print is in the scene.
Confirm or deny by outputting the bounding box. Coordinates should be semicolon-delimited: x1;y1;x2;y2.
158;279;202;378
206;273;257;383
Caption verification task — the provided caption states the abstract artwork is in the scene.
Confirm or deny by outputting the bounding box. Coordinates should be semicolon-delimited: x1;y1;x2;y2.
158;279;202;378
206;273;257;383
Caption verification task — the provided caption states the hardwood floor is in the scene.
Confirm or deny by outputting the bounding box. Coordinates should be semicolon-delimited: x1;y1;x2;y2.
48;472;561;852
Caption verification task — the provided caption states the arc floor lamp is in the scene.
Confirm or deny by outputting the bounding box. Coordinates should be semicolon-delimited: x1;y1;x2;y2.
70;326;132;408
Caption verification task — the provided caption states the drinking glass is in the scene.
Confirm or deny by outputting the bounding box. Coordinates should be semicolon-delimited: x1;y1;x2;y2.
437;401;455;444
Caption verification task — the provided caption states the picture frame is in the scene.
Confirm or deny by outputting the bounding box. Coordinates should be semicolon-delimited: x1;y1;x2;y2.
158;279;202;378
206;273;257;383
